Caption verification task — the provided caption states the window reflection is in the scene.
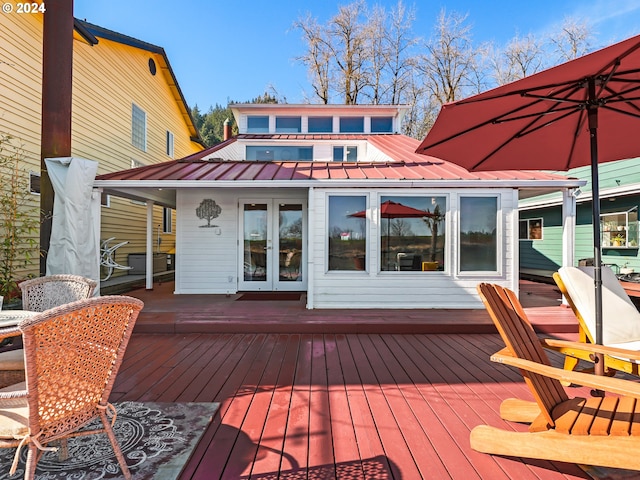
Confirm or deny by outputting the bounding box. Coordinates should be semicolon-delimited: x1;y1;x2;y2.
379;196;446;272
460;196;497;272
328;196;367;271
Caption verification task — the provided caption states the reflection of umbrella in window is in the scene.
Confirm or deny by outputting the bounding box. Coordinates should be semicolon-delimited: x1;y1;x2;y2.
350;200;434;268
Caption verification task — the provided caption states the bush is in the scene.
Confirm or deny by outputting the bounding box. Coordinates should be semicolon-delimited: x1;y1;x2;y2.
0;134;40;300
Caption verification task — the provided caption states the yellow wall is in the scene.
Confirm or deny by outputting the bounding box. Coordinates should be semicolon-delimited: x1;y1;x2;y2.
0;13;202;282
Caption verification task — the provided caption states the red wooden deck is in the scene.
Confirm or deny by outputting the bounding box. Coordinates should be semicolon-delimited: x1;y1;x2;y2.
109;281;599;479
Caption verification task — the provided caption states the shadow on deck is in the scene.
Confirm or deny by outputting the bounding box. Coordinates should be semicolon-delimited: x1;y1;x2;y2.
117;279;577;336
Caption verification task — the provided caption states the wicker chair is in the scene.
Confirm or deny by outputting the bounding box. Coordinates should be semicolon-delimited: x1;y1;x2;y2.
0;275;97;388
0;296;143;479
19;274;97;312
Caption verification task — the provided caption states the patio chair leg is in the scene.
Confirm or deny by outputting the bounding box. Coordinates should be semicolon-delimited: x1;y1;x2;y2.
101;411;132;479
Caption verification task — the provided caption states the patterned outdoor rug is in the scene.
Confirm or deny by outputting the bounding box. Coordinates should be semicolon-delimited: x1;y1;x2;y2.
0;401;218;480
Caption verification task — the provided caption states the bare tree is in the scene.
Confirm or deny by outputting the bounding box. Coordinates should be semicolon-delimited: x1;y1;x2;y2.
549;17;593;62
384;1;419;105
417;10;480;104
327;1;369;104
492;33;545;85
294;13;331;104
294;0;418;106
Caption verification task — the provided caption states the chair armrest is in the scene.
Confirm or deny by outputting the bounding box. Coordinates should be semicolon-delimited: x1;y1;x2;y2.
0;327;20;342
491;348;640;399
541;338;640;361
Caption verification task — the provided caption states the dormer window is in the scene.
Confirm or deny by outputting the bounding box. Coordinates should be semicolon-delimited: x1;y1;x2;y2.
333;146;358;162
246;145;313;161
308;116;333;133
247;116;269;133
339;116;364;133
275;116;301;133
371;116;393;133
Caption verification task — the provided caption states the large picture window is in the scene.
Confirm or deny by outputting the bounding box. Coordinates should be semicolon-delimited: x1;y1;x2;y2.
459;196;498;272
328;196;367;271
379;195;446;272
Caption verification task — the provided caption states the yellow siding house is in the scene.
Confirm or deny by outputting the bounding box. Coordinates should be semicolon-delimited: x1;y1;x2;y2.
0;13;204;286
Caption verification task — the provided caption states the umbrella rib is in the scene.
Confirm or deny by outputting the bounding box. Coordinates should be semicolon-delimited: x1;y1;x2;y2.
601;104;640;119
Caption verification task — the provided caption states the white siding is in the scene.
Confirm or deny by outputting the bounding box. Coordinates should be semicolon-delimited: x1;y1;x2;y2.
175;188;307;294
308;188;519;309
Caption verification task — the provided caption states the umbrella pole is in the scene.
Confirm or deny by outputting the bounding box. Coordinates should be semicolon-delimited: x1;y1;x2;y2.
588;78;605;379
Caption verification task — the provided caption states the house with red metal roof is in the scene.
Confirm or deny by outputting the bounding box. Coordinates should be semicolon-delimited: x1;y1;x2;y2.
94;104;584;309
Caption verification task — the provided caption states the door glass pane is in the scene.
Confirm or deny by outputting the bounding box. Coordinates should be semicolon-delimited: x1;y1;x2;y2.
328;196;366;271
460;197;497;271
244;204;268;281
279;204;303;282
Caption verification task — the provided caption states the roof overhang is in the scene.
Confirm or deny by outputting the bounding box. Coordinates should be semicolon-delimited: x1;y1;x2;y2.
95;177;586;209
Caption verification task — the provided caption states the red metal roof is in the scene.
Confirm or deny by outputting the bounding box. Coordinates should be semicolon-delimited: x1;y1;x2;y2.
96;134;572;183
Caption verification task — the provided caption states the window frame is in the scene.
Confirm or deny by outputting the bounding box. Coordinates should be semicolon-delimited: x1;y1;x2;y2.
275;116;302;133
308;116;333;133
370;116;393;133
163;207;173;234
131;103;147;152
377;194;448;274
166;130;174;158
247;115;269;133
326;194;368;273
458;194;501;275
339;116;364;133
246;145;313;161
29;171;40;195
332;145;358;162
519;217;543;240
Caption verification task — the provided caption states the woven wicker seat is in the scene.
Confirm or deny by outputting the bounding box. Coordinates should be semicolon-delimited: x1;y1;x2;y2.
0;296;143;479
0;275;97;388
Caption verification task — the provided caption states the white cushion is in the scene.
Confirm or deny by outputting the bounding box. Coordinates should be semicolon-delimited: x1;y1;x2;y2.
607;340;640;364
0;381;27;438
0;349;24;371
558;266;640;345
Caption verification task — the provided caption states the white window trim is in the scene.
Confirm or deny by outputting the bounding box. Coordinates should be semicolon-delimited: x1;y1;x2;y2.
457;193;502;276
325;193;369;274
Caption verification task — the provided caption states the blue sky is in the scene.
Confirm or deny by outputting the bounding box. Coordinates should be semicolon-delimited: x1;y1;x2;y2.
74;0;640;111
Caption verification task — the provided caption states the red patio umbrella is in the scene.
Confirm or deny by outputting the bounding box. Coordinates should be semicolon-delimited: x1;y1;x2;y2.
415;34;640;376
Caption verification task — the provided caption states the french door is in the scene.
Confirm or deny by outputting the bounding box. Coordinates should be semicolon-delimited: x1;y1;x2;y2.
238;199;306;291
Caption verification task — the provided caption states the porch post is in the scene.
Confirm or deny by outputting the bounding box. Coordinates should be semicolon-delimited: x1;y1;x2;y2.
561;189;577;268
306;187;314;309
146;201;154;290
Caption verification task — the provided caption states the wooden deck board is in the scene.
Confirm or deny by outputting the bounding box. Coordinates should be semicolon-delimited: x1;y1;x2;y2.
113;332;594;480
109;276;600;480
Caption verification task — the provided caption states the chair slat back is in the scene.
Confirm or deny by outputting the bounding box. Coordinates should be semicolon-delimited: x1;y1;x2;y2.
19;296;143;442
20;274;97;312
477;283;569;426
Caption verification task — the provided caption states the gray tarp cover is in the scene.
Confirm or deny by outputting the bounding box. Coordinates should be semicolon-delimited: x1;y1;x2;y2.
45;157;100;293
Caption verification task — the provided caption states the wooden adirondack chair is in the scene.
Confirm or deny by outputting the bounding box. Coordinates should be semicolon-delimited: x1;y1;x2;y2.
552;266;640;376
472;282;640;470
